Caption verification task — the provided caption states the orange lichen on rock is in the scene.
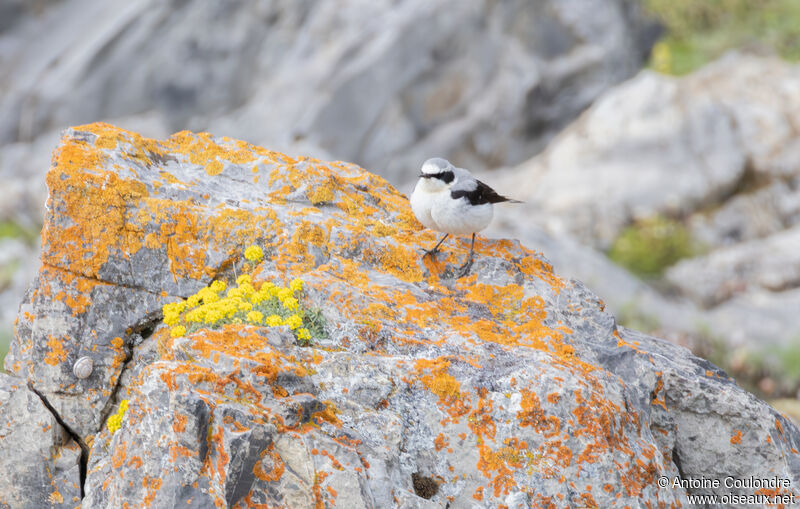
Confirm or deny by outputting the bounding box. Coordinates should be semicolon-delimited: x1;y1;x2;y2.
253;444;285;482
517;255;566;291
45;138;147;277
364;242;424;283
36;123;711;508
651;375;667;410
44;335;68;366
164;130;258;168
43;124;289;284
465;282;524;319
173;327;309;383
172;414;187;433
434;433;449;451
413;358;470;421
142;476;163;507
518;389;562;439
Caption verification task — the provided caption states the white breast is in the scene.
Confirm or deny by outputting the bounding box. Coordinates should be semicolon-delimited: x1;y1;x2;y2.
431;195;493;235
410;181;440;231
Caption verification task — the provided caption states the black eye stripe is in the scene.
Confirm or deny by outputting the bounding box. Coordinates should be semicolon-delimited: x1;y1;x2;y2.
423;170;454;183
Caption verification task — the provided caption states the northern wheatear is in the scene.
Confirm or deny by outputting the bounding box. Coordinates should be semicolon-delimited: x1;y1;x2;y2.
410;157;519;277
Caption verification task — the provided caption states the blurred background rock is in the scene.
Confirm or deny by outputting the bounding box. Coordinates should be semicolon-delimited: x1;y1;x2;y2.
0;0;798;415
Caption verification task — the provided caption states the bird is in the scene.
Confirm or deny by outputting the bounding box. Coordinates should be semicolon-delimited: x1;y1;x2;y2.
410;157;520;277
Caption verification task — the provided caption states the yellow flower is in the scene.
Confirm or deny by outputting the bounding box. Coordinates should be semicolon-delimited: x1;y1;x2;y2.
244;245;263;262
221;300;238;318
163;311;180;326
170;325;186;337
239;282;255;297
210;280;227;293
205;309;223;323
187;294;201;308
197;287;219;303
277;287;293;302
185;308;203;323
250;289;269;305
236;274;252;286
227;287;244;299
163;301;186;316
107;414;122;433
282;297;299;311
266;315;283;327
285;314;302;330
297;328;311;341
247;311;264;323
290;278;303;293
238;301;253;312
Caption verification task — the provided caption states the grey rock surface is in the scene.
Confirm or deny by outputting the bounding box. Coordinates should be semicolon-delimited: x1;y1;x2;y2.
666;225;800;308
0;0;657;178
506;52;800;248
0;372;82;509
491;52;800;355
3;124;798;507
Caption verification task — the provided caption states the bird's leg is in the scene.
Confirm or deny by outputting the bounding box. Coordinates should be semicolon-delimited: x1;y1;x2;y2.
457;233;476;277
423;233;449;257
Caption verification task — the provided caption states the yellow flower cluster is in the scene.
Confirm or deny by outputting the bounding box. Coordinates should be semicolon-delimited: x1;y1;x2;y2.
107;399;129;434
161;255;314;343
244;245;264;262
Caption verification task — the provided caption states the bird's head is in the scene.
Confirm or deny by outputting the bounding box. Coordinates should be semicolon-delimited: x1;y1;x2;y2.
418;157;455;192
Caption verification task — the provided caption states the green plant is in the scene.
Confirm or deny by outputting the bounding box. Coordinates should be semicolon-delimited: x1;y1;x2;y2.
615;301;661;333
644;0;800;75
0;221;39;245
761;342;800;388
691;324;800;400
0;329;10;373
608;215;695;278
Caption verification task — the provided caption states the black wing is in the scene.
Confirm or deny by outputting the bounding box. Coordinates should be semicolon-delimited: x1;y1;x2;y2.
450;180;520;205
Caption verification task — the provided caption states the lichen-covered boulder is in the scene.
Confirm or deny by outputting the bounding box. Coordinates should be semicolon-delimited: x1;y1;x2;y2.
3;123;799;507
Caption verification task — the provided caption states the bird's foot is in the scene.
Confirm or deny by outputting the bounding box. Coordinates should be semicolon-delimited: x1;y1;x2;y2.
422;247;442;258
457;258;474;278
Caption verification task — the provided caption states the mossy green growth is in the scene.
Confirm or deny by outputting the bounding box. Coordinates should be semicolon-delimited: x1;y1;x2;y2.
608;215;695;278
615;301;661;333
0;260;20;291
645;0;800;75
0;221;39;245
0;329;10;374
762;342;800;390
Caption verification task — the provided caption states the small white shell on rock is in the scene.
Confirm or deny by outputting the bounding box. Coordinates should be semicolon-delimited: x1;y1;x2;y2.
73;356;93;379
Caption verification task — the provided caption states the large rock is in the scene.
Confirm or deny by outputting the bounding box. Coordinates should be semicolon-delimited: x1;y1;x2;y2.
0;373;82;509
490;52;800;356
666;226;800;308
0;0;658;179
505;52;800;248
3;124;799;507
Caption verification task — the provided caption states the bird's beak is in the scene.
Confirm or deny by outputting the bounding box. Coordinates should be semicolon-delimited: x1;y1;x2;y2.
419;173;431;179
